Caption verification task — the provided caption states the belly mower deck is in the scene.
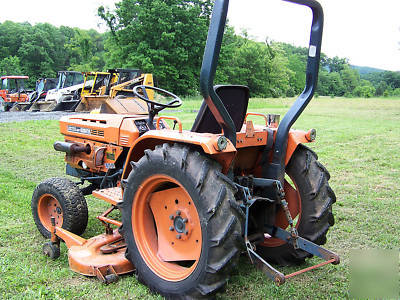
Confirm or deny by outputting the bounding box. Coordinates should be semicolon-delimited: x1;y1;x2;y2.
42;186;339;285
44;188;135;284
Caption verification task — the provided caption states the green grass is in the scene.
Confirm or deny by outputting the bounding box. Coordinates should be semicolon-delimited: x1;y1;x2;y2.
0;97;399;299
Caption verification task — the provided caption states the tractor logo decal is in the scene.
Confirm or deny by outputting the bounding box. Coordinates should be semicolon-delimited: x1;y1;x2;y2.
67;125;104;137
68;125;91;135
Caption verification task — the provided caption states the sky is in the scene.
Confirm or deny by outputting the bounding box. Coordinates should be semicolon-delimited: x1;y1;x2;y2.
1;0;399;71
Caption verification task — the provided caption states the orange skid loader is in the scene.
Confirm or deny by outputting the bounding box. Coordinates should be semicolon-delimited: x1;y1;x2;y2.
32;0;339;298
0;75;30;111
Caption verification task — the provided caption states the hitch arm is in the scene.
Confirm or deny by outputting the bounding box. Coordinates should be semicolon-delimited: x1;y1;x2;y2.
247;226;339;286
265;225;340;264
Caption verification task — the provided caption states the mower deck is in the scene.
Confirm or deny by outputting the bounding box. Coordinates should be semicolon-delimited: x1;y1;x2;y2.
46;187;134;283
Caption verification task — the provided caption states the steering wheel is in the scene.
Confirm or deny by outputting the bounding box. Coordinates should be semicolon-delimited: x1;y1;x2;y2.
133;85;182;109
133;85;182;129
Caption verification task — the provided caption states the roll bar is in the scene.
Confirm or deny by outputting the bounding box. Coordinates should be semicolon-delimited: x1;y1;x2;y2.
199;0;235;144
199;0;324;183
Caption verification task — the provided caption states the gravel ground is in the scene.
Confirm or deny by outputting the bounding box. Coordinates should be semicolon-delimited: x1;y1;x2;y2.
0;111;79;123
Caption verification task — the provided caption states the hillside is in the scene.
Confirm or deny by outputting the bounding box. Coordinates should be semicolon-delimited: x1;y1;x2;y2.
351;65;386;75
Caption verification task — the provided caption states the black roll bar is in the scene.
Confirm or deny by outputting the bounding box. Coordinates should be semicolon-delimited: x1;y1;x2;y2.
270;0;324;183
199;0;324;183
199;0;236;145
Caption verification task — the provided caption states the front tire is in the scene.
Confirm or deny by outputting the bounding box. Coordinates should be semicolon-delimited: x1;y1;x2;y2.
120;144;243;299
32;177;88;238
258;145;336;266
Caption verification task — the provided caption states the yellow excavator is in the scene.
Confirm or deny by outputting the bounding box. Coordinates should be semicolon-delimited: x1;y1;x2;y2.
74;69;154;114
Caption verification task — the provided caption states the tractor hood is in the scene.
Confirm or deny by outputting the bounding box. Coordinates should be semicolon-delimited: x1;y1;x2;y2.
59;113;145;146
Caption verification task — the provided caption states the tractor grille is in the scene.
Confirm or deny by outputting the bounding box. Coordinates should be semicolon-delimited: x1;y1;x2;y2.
120;135;129;146
90;129;104;137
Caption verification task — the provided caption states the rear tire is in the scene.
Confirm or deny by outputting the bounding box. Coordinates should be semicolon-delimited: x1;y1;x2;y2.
32;177;88;239
257;145;336;266
120;144;243;299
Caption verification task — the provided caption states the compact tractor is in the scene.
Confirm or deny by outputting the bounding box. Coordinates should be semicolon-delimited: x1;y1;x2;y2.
32;0;339;298
0;75;30;111
74;68;154;113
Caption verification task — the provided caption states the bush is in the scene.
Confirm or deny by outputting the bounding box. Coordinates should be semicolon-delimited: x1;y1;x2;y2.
353;85;376;98
391;88;400;97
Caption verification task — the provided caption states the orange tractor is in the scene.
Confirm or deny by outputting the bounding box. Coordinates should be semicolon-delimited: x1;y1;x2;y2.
0;75;30;111
31;0;339;298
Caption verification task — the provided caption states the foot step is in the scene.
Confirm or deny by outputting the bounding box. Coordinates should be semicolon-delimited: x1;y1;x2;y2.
92;187;123;205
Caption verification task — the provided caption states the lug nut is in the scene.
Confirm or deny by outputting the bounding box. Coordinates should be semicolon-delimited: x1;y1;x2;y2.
176;234;181;239
169;226;174;231
169;215;174;220
183;218;188;223
176;210;181;216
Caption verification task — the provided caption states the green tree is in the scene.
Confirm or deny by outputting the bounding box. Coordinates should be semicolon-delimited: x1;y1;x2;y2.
0;56;23;75
392;88;400;96
382;71;400;89
0;21;106;86
17;27;56;83
216;35;292;98
317;71;345;96
286;53;306;95
99;0;213;95
326;56;348;73
65;29;105;71
340;65;360;96
0;21;31;60
375;81;388;96
353;80;376;98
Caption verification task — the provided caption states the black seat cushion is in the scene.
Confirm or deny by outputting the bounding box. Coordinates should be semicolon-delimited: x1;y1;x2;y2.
191;85;249;134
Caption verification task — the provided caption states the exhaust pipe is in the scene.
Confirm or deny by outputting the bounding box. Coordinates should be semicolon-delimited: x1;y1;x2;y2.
54;141;91;154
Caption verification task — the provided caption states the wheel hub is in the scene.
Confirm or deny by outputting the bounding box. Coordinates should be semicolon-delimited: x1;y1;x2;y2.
38;194;63;230
133;175;202;281
169;210;191;241
173;216;185;233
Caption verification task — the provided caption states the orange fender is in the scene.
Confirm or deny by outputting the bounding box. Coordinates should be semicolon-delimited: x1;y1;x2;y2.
121;130;237;179
286;129;316;165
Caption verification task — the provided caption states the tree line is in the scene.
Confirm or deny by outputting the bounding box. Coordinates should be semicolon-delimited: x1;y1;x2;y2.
1;0;399;98
0;21;105;86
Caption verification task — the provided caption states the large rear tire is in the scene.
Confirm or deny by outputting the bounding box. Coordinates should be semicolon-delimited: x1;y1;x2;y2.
120;144;243;299
31;177;88;239
257;145;336;266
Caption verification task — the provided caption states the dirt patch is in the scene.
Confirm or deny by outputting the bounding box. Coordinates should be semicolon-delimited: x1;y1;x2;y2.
0;111;78;123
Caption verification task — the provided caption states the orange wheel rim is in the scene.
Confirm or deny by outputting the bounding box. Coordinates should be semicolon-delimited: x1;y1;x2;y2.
261;175;302;247
37;194;63;230
132;175;202;281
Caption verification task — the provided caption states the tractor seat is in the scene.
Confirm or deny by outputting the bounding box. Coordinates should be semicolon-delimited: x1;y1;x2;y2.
191;85;249;134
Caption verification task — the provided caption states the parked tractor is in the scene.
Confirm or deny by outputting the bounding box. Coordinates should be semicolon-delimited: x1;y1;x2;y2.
0;75;30;111
29;71;85;112
31;0;339;298
10;77;57;111
74;68;154;113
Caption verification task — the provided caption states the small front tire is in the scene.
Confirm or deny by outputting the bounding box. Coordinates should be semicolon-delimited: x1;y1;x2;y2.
32;177;88;239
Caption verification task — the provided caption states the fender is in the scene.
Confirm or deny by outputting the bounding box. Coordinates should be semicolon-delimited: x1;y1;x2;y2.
121;129;237;180
285;129;316;165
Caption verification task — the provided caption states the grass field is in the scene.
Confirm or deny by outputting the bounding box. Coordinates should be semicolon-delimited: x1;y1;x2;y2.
0;97;399;299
